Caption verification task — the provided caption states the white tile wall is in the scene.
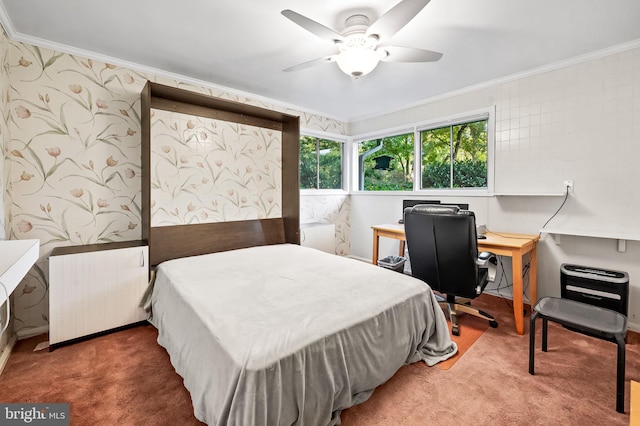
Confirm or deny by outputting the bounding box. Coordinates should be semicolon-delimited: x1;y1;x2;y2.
352;45;640;235
348;45;640;331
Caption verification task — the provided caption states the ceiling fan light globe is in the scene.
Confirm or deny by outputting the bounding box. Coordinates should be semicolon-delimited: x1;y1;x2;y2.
336;47;380;77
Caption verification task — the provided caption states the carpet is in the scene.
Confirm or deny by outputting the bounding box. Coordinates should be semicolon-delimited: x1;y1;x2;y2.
438;310;490;370
2;293;638;425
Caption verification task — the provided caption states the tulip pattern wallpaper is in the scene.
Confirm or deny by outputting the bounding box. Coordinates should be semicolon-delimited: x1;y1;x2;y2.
0;27;7;241
300;194;350;256
150;110;282;226
1;26;350;335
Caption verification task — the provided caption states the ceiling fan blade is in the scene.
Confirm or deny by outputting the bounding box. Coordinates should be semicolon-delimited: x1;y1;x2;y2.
281;10;344;44
283;55;337;72
366;0;431;43
378;46;442;62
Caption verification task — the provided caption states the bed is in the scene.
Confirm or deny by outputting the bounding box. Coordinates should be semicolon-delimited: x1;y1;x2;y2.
149;244;456;425
140;82;456;425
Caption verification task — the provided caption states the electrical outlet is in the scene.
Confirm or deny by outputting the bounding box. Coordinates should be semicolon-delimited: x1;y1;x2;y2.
563;180;574;191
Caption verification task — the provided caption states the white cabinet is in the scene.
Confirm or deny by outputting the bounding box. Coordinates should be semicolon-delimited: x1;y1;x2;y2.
300;223;335;254
49;241;148;347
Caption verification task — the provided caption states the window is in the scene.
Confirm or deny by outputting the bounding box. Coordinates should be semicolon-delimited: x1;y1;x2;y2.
357;132;414;191
420;118;488;189
299;135;343;190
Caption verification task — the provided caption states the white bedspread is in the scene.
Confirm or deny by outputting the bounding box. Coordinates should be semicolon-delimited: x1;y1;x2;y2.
150;244;456;425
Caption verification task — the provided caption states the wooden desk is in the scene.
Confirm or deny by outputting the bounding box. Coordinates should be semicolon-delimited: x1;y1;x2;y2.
371;223;539;336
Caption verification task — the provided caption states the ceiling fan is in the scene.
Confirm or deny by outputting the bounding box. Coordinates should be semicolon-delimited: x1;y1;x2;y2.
281;0;442;78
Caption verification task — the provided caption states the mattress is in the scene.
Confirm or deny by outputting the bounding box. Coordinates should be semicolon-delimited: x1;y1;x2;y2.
150;244;456;425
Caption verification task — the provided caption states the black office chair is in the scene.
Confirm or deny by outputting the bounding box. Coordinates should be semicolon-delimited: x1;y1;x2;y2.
404;204;498;336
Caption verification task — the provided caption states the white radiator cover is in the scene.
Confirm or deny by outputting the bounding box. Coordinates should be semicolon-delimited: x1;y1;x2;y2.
49;245;148;345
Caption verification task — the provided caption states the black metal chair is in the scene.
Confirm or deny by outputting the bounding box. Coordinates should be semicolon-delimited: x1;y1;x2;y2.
529;296;627;413
404;204;498;336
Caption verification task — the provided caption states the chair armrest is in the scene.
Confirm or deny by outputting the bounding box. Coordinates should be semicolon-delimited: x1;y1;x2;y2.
476;251;495;265
477;251;497;283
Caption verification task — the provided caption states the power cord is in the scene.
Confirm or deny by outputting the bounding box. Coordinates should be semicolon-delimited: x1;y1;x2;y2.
492;257;514;309
489;257;532;309
539;185;570;236
485;185;570;240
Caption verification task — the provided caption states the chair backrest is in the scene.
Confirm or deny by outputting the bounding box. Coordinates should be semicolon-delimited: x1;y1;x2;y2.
404;204;480;298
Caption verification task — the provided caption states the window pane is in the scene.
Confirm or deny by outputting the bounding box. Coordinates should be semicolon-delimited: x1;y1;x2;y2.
318;140;342;189
421;118;488;189
421;126;451;189
300;136;343;190
358;133;414;191
299;136;318;189
452;121;488;188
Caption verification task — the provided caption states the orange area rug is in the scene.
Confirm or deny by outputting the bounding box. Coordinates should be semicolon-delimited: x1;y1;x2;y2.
438;312;490;370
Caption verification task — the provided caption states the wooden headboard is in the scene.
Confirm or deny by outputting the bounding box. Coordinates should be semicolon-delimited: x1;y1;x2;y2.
141;81;300;266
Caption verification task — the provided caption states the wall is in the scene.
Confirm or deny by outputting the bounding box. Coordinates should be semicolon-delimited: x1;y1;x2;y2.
3;35;349;336
349;45;640;331
0;27;9;350
0;27;8;239
300;194;350;255
149;109;283;226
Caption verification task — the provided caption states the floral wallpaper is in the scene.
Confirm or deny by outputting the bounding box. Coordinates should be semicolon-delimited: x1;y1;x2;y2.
0;29;351;335
300;194;350;256
150;110;282;226
0;27;8;240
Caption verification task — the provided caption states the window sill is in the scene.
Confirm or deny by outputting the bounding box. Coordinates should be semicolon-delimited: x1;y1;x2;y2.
349;189;492;197
492;192;566;197
300;189;349;196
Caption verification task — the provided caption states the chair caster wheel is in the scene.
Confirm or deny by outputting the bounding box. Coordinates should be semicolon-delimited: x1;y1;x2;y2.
452;327;460;336
489;321;498;328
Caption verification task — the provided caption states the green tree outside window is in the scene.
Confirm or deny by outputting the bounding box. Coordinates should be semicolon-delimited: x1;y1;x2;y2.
358;133;415;191
300;136;342;190
421;119;488;189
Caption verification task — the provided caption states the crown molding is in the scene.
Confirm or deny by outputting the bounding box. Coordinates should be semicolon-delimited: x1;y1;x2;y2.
350;38;640;123
1;5;638;128
0;9;350;126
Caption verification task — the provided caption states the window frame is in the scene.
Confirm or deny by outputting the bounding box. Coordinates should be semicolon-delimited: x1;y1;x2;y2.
350;106;495;195
354;129;416;192
299;129;349;194
417;108;493;192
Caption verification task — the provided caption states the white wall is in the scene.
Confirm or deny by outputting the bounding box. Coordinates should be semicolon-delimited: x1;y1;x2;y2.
348;45;640;331
350;194;490;260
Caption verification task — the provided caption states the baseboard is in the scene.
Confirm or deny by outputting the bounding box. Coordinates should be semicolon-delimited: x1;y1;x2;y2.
0;333;17;376
16;325;49;340
348;255;370;263
49;321;148;351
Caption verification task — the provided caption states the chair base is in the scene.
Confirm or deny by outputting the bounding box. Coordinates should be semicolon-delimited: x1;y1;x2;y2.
438;299;498;336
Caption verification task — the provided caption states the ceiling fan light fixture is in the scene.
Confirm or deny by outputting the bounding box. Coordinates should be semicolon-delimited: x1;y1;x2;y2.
282;0;442;77
336;35;380;77
336;47;379;77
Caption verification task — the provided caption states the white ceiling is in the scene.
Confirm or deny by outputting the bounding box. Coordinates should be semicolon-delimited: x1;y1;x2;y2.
1;0;639;121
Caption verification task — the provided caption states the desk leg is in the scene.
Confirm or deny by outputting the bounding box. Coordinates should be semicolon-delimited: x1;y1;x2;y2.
512;251;525;335
399;240;405;257
372;231;380;265
529;242;538;307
